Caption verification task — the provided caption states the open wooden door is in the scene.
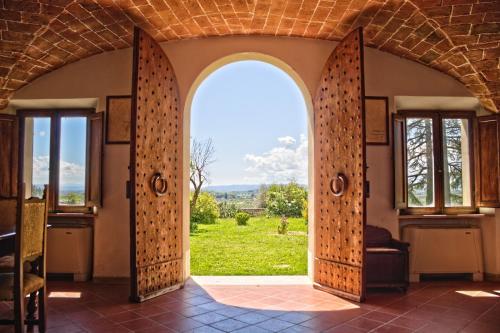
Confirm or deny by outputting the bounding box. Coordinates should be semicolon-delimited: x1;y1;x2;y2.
130;27;183;302
314;28;367;302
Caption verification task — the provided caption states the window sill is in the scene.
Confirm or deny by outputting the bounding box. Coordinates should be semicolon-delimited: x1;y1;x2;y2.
48;213;96;219
398;213;485;220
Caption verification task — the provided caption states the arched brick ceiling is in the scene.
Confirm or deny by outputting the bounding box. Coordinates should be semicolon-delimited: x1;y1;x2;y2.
0;0;499;111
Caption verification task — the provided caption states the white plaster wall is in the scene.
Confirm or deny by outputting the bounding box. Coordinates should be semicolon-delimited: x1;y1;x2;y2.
9;35;481;278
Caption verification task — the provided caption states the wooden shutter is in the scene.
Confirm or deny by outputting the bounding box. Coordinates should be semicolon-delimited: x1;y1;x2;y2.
0;115;19;198
476;115;500;207
393;114;407;209
130;27;183;302
87;112;103;207
313;28;367;302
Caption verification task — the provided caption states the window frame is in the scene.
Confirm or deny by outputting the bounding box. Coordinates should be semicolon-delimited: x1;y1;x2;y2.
397;110;476;215
19;108;95;213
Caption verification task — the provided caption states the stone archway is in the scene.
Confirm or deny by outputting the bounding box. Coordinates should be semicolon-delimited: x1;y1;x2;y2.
182;52;315;279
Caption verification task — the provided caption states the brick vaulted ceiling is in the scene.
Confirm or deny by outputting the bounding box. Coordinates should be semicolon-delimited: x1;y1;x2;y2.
0;0;499;111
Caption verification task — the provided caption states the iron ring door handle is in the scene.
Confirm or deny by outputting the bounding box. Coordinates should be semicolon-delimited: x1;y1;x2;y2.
330;173;347;197
150;172;168;197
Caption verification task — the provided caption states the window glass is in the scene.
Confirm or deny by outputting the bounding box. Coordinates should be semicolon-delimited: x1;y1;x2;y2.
30;117;51;198
442;118;472;207
406;118;435;207
58;117;87;206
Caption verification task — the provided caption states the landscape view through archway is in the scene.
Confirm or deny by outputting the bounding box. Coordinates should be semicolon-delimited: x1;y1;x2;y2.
189;59;310;276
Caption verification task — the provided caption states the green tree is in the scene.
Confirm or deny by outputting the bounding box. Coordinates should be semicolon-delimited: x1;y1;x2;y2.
190;138;215;210
190;192;220;229
265;182;307;217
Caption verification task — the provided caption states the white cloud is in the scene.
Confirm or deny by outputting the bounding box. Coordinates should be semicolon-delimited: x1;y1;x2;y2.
243;134;308;184
277;136;296;146
32;155;85;185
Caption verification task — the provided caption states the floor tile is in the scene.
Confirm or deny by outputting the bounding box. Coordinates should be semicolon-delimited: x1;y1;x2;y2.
276;311;313;324
189;326;225;333
256;318;295;332
192;312;228;325
163;317;206;331
215;306;250;318
209;318;249;332
232;325;271;333
2;279;497;333
175;305;213;317
233;312;269;324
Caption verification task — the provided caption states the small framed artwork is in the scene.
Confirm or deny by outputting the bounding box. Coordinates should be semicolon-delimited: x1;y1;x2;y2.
106;95;131;144
365;96;389;145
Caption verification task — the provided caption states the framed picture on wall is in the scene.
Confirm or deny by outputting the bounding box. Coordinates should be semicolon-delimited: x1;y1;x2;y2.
365;96;389;145
106;95;131;144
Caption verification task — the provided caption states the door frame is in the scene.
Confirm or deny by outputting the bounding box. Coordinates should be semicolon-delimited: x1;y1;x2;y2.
181;52;315;279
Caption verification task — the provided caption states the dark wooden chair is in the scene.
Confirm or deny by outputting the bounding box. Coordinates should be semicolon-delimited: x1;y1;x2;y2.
0;185;48;332
0;197;17;268
366;225;409;291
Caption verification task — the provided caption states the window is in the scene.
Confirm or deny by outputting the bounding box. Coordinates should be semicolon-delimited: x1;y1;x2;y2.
21;109;103;213
394;111;475;214
58;117;87;206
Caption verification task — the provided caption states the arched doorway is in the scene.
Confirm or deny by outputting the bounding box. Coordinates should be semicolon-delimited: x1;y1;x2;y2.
182;53;315;279
130;28;366;302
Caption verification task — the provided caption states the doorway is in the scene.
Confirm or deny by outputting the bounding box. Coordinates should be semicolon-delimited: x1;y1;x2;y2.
130;27;367;302
185;56;314;277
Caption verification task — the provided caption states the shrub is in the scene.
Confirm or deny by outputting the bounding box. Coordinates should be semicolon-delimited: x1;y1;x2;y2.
190;219;198;233
190;192;220;227
235;212;250;226
302;199;308;224
277;216;289;234
218;201;238;218
265;182;307;217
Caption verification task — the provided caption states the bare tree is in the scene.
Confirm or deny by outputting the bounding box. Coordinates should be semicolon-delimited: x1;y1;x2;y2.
190;138;215;209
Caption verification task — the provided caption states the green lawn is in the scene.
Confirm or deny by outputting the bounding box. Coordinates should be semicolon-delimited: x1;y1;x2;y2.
190;217;308;275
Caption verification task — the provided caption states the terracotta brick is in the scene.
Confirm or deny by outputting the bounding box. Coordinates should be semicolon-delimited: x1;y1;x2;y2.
451;34;479;45
480;33;500;43
412;40;433;55
472;23;500;35
425;6;452;17
455;64;476;76
419;49;440;63
464;49;484;62
442;0;473;5
472;2;500;14
482;69;500;81
452;4;472;16
442;23;471;36
484;47;500;59
451;14;485;25
473;59;499;71
0;0;498;112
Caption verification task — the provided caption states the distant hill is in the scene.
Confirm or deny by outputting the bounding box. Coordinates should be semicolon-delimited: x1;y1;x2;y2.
204;184;261;192
204;183;308;193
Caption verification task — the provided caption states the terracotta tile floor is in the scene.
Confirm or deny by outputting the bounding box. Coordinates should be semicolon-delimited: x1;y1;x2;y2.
0;278;499;332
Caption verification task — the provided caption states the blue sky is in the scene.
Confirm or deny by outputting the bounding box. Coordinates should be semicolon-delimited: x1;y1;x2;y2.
32;117;87;187
191;60;308;186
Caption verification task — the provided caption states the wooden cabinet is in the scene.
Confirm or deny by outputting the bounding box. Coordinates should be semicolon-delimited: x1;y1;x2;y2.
0;115;18;198
476;115;500;207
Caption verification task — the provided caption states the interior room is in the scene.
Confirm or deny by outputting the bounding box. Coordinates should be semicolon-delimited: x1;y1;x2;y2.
0;1;499;332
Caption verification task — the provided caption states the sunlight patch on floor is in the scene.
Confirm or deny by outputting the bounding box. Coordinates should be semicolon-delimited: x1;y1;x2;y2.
190;275;312;286
48;291;82;298
456;290;499;297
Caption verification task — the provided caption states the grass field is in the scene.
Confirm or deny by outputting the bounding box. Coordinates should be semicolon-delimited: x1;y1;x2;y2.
190;217;308;276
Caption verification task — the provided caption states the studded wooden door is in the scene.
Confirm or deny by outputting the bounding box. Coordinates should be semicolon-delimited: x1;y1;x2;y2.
314;28;367;302
130;27;183;302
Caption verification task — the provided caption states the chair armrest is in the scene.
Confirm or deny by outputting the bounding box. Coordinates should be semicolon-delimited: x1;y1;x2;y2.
390;239;410;252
